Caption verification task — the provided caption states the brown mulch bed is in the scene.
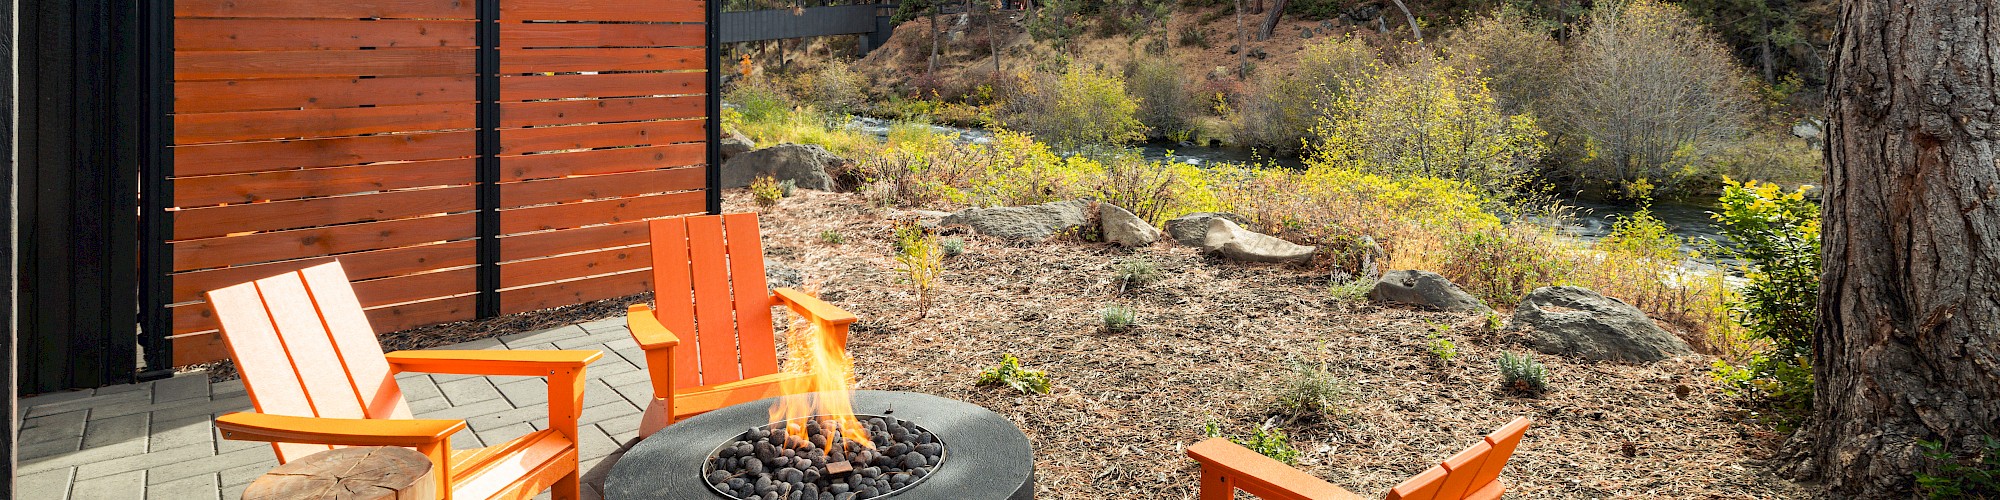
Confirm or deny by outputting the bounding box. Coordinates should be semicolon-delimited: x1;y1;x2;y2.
750;190;1803;499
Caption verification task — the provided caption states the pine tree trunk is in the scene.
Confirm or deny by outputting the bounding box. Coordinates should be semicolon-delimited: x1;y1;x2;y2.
1808;0;2000;497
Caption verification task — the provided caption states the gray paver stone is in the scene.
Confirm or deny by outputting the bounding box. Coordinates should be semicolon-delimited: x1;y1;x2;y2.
73;442;217;480
149;416;218;457
397;373;443;401
146;446;271;485
70;469;145;500
16;468;75;500
153;374;211;404
450;426;485;450
81;412;150;450
148;394;251;423
150;473;223;500
19;409;89;444
500;325;588;348
27;388;149;418
438;377;503;406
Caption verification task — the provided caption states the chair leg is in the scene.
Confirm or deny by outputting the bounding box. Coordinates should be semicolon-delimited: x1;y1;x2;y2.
639;398;673;439
1199;466;1235;500
554;471;581;500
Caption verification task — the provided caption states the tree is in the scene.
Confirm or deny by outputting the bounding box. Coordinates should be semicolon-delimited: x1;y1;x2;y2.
999;66;1146;151
1805;0;2000;497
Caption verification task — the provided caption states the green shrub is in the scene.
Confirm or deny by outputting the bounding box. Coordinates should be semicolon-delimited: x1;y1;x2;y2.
1311;54;1547;194
1233;35;1376;155
1498;351;1549;394
939;237;966;257
1114;259;1160;288
1125;56;1197;140
797;61;868;115
1203;421;1302;465
1272;358;1346;418
999;66;1148;151
1426;324;1458;361
819;230;845;245
1918;436;2000;499
749;175;784;208
725;77;797;124
1709;179;1820;426
893;223;944;319
1328;275;1375;302
977;354;1052;394
778;179;797;198
1098;305;1137;332
1444;7;1565;117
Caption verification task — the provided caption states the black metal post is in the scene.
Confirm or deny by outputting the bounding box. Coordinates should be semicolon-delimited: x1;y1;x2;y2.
706;0;723;214
475;0;501;318
135;0;174;381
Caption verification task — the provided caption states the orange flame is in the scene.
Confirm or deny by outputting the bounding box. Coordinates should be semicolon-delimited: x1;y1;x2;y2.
768;288;873;450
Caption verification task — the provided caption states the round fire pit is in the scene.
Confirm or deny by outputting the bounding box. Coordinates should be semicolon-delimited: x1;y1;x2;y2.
606;391;1034;500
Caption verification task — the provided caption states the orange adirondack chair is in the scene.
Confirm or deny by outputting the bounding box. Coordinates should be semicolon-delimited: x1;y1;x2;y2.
1187;417;1531;500
207;262;605;500
626;213;858;437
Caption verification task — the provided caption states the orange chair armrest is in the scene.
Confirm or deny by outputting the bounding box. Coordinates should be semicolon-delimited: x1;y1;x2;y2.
1186;438;1365;500
773;288;857;326
214;412;463;448
626;303;682;350
385;349;603;377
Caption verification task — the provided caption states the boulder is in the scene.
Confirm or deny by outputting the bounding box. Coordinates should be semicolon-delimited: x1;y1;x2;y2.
722;144;845;191
1099;204;1160;247
1200;218;1316;263
939;200;1092;241
1512;286;1693;363
1368;270;1491;313
719;130;755;161
1165;212;1248;246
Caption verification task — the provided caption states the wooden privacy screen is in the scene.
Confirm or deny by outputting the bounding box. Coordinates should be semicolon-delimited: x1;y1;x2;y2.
162;0;713;366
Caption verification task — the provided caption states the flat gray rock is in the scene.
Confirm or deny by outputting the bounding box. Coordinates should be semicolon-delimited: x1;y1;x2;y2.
1369;269;1491;313
1512;286;1693;363
939;200;1092;241
1165;212;1247;246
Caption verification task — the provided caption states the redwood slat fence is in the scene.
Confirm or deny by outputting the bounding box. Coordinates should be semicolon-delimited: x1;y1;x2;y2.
153;0;717;367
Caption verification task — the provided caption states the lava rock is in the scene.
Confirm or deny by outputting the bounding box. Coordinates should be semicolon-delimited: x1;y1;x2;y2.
1512;286;1694;363
1369;270;1492;313
1199;218;1316;263
1099;203;1160;247
723;144;846;191
938;199;1092;241
721;129;756;162
1164;212;1248;246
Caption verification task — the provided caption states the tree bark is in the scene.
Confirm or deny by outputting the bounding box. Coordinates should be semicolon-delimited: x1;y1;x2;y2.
1257;0;1286;40
1809;0;2000;497
1387;0;1420;41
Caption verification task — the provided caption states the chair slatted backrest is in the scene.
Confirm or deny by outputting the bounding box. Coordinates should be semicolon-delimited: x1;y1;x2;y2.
1384;417;1530;500
648;213;780;389
207;261;413;463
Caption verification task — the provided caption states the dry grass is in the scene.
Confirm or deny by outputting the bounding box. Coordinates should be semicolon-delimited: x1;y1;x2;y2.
746;189;1802;499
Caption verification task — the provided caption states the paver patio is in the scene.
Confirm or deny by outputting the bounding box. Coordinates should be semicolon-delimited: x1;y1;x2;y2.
14;316;650;500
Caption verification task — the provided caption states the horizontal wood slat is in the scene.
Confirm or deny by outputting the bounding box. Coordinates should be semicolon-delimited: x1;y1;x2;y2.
502;23;704;48
175;103;475;144
174;158;475;207
498;48;702;73
498;96;703;128
500;246;649;288
172;214;477;272
173;132;474;176
500;72;704;101
499;221;652;262
173;186;476;239
176;1;476;20
500;120;704;154
499;167;704;208
176;76;475;114
177;49;476;80
169;241;477;303
176;19;476;51
499;270;651;315
499;191;705;234
501;0;706;22
353;268;479;307
501;144;705;181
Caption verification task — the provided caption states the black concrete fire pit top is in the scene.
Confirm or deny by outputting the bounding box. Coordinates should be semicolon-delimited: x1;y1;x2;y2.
605;391;1034;500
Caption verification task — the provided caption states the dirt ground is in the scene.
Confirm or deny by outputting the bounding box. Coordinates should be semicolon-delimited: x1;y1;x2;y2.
741;189;1803;499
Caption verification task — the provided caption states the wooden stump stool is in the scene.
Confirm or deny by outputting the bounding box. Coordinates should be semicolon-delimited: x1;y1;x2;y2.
243;446;436;500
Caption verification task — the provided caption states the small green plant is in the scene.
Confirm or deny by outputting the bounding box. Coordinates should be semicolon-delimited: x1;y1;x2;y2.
1484;311;1506;331
976;354;1052;394
1327;275;1374;302
1203;420;1302;465
778;179;797;197
1917;436;2000;499
749;175;784;208
1272;357;1346;419
1426;323;1458;362
1098;305;1137;332
939;237;965;257
1114;259;1160;291
893;222;943;319
819;230;845;245
1497;351;1549;394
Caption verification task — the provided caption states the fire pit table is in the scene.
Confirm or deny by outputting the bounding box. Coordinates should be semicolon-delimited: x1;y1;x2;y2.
605;390;1034;500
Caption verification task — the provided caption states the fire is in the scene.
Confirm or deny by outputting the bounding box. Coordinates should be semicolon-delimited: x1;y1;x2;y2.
768;289;874;450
